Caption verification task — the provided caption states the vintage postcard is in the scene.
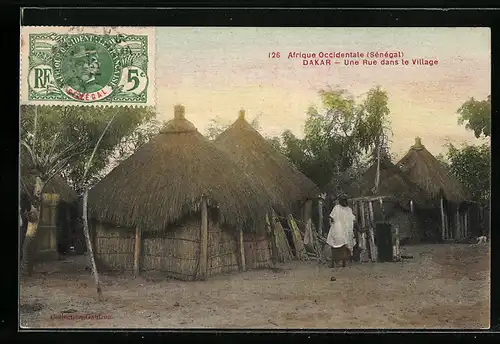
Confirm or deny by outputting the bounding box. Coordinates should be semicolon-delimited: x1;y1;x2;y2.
19;26;491;330
20;26;155;106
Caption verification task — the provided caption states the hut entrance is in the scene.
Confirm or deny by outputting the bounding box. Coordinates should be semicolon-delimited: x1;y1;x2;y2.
57;201;82;255
414;208;441;243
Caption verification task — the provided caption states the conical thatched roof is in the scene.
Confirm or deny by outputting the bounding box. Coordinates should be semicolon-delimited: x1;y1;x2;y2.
88;105;273;232
397;137;471;204
340;158;435;208
20;174;78;203
214;109;320;213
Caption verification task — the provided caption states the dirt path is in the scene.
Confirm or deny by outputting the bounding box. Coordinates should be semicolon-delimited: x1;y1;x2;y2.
19;244;490;329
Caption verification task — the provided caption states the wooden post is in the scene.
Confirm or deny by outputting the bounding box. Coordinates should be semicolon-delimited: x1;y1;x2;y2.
352;200;359;221
238;228;246;272
360;201;366;229
65;204;72;252
440;198;446;241
460;211;464;239
379;198;385;221
355;201;366;262
133;226;142;276
446;211;454;239
455;207;461;240
266;214;278;266
318;197;324;236
368;227;377;262
368;201;377;262
408;199;416;243
198;196;208;280
368;201;375;227
395;224;401;261
464;208;469;238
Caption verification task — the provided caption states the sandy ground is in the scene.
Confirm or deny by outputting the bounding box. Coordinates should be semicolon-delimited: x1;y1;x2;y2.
19;243;490;329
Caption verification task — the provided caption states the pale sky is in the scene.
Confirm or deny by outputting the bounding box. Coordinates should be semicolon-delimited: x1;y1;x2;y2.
155;27;490;160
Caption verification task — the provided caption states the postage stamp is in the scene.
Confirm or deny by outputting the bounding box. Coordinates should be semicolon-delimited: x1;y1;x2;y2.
19;26;155;106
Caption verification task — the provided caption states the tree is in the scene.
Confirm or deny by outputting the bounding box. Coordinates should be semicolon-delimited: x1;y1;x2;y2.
266;135;284;152
435;152;450;170
79;114;119;301
444;142;490;203
275;86;391;189
20;105;161;193
456;95;491;138
445;95;492;204
20;105;159;276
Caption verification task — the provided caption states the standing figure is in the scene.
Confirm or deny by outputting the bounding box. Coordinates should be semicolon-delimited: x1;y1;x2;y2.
327;195;356;268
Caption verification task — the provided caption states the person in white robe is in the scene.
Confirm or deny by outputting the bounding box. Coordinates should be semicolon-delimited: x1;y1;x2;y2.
327;195;356;268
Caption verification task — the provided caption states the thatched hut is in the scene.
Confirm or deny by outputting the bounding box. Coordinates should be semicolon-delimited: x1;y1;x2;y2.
340;158;437;243
88;105;275;281
214;110;321;262
214;110;320;213
397;137;475;241
20;175;79;260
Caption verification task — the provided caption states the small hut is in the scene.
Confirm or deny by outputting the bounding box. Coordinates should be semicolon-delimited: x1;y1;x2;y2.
397;137;475;241
88;105;274;281
340;158;436;243
214;109;321;262
20;174;79;260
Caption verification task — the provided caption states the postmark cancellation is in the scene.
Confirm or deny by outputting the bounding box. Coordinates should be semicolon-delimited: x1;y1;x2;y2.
20;26;156;107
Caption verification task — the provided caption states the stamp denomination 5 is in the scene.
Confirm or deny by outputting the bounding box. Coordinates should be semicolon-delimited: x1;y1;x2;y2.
20;26;156;107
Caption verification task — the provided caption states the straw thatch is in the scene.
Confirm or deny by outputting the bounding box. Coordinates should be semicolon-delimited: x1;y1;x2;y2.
214;110;320;213
88;106;273;234
397;137;471;204
341;158;434;208
21;174;78;203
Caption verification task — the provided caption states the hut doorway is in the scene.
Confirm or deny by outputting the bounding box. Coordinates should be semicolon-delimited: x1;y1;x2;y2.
414;208;441;243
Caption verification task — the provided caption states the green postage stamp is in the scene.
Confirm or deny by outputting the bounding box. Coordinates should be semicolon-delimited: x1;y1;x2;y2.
20;26;155;106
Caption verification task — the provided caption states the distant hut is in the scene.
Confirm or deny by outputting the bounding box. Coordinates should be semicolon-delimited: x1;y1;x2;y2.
339;158;436;243
88;105;274;281
214;109;321;262
20;174;79;260
397;137;476;241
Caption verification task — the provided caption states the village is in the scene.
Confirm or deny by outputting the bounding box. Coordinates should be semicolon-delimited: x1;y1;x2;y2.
19;27;490;329
19;98;490;329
